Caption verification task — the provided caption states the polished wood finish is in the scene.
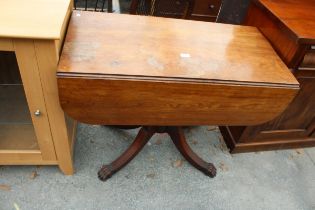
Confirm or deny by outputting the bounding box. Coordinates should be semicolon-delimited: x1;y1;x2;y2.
98;126;216;181
58;11;298;126
58;12;297;85
168;127;216;177
98;126;155;181
0;0;76;173
58;12;298;179
221;0;315;153
59;77;297;126
253;0;315;44
244;0;307;68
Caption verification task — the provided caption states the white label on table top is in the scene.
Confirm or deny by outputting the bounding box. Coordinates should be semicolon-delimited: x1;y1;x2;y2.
180;53;191;58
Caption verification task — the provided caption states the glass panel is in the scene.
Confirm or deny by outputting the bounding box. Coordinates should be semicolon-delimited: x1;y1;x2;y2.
0;51;39;150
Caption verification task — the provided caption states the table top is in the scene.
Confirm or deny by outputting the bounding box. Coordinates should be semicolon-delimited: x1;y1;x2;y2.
0;0;71;39
58;11;298;88
255;0;315;44
57;11;299;126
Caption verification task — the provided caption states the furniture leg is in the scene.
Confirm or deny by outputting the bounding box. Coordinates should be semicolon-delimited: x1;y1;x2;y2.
167;127;217;177
108;0;113;12
98;126;155;181
98;126;216;181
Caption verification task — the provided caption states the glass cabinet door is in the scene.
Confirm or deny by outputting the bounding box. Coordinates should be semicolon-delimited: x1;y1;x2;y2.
0;51;39;150
0;48;56;162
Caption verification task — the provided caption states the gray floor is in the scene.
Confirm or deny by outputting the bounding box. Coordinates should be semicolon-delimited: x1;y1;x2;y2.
1;124;315;210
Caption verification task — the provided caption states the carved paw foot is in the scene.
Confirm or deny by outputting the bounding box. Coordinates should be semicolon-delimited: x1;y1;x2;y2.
98;165;113;181
203;163;217;178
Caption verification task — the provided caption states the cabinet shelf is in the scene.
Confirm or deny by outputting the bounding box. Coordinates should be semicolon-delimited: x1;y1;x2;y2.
0;124;39;150
0;84;38;150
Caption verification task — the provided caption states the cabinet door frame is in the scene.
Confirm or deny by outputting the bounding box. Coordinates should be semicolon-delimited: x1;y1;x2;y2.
0;37;57;162
12;38;57;160
34;39;75;175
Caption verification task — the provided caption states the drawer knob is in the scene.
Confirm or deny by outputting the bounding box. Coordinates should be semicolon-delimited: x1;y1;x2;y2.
34;110;41;117
209;4;215;9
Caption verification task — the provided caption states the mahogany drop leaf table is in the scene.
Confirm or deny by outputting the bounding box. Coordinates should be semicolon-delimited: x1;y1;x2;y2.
57;11;299;181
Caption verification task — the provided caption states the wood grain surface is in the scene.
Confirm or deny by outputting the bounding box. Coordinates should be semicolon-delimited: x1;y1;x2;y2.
59;11;298;86
58;77;297;125
0;0;71;39
244;0;315;68
256;0;315;44
58;12;299;126
222;0;315;153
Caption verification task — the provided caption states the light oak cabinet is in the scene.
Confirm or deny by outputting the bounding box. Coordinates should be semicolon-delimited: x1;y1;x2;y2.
0;0;76;174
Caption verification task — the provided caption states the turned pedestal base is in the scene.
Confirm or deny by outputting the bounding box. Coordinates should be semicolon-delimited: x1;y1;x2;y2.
98;126;217;181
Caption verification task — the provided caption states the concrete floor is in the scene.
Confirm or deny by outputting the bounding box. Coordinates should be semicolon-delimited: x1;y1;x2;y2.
1;124;315;210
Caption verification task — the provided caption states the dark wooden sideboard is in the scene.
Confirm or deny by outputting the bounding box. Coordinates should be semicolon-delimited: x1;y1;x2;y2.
220;0;315;153
75;0;222;22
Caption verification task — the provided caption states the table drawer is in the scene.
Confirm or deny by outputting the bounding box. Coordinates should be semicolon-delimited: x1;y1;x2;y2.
192;0;221;17
299;46;315;70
